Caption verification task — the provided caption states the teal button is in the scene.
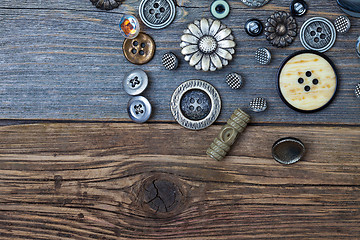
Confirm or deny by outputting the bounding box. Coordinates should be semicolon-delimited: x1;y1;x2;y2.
210;0;230;19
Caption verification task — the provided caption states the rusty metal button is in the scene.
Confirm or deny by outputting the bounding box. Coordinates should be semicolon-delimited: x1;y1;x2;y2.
139;0;176;29
272;137;305;164
123;32;155;65
127;96;152;123
123;69;148;95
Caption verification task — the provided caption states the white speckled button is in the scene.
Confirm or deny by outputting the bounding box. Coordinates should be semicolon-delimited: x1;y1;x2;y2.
123;69;148;96
278;50;338;112
127;96;152;123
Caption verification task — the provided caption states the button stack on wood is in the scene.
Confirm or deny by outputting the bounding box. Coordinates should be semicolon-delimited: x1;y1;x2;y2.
207;108;250;161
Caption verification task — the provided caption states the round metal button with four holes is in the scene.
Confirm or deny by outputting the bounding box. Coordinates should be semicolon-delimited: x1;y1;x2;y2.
139;0;176;29
210;0;230;19
127;96;152;123
300;17;336;53
123;69;148;95
171;80;221;130
123;32;155;65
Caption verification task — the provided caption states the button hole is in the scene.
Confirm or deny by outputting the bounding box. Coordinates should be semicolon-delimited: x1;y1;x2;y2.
160;7;165;12
131;48;137;54
141;43;146;48
133;41;138;46
139;50;145;55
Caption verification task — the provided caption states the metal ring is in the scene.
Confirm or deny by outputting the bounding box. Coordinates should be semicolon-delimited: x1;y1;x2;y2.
300;17;336;53
139;0;176;30
171;80;221;130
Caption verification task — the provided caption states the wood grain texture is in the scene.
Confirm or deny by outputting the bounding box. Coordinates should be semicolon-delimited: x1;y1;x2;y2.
0;123;359;239
0;0;359;123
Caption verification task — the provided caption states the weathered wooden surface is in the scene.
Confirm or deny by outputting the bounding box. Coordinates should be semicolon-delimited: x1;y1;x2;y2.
0;123;359;239
0;0;359;123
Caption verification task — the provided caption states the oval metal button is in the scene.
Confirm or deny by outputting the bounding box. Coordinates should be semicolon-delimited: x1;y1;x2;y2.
127;96;152;123
272;137;305;165
123;32;155;65
139;0;176;29
123;69;148;96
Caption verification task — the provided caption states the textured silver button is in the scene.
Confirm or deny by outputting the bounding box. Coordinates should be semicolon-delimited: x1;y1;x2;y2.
127;96;152;123
255;47;271;65
171;80;221;130
357;36;360;58
241;0;271;8
355;83;360;98
226;72;243;89
334;15;351;34
123;69;148;96
162;52;178;70
249;97;267;112
272;137;305;165
300;17;336;53
139;0;176;29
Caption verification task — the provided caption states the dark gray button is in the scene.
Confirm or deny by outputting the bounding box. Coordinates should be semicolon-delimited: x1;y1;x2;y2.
255;47;271;65
241;0;271;8
249;97;267;112
290;0;308;16
355;83;360;98
139;0;176;29
123;69;148;96
334;15;351;33
180;89;212;121
226;72;243;89
300;17;336;52
337;0;360;18
244;19;263;36
127;96;152;123
162;52;178;70
272;137;305;164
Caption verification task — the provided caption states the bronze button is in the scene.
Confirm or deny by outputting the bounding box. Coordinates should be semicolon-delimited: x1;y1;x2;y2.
123;32;155;65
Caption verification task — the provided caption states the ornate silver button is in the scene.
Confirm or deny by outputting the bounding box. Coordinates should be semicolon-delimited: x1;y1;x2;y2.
334;15;351;34
255;47;271;65
171;80;221;130
240;0;271;8
355;83;360;99
180;18;236;72
162;52;179;70
139;0;176;29
226;72;243;89
272;137;305;165
123;69;148;96
249;97;267;112
300;17;336;53
127;96;152;123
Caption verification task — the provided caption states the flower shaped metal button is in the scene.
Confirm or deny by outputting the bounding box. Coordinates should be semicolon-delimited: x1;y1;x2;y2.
300;17;336;53
139;0;176;29
180;18;236;72
265;11;297;48
127;96;152;123
171;80;221;130
123;69;148;96
241;0;271;8
90;0;123;10
123;32;155;65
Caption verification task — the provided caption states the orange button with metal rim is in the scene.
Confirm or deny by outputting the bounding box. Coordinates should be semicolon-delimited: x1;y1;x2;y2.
123;32;155;65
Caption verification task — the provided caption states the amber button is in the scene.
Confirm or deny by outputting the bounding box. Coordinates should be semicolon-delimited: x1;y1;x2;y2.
123;33;155;65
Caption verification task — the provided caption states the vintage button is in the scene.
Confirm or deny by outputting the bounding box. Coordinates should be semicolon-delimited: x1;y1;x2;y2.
210;0;230;19
241;0;271;8
249;97;267;112
265;11;297;48
90;0;123;10
162;52;178;70
334;15;351;33
255;47;271;65
244;19;263;37
300;17;336;53
123;32;155;65
123;69;148;96
355;83;360;98
119;15;140;39
226;72;243;89
290;0;308;17
277;50;338;112
139;0;176;29
337;0;360;18
127;96;152;123
171;79;221;130
272;137;305;165
357;36;360;58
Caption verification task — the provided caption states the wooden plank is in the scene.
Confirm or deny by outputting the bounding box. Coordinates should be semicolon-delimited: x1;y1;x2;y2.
0;1;359;123
0;123;359;239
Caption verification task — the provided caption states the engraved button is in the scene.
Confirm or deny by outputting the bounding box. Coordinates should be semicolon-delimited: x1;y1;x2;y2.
123;32;155;65
127;96;152;123
210;0;230;19
180;89;212;121
300;17;336;52
244;19;263;37
139;0;176;29
123;69;148;96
